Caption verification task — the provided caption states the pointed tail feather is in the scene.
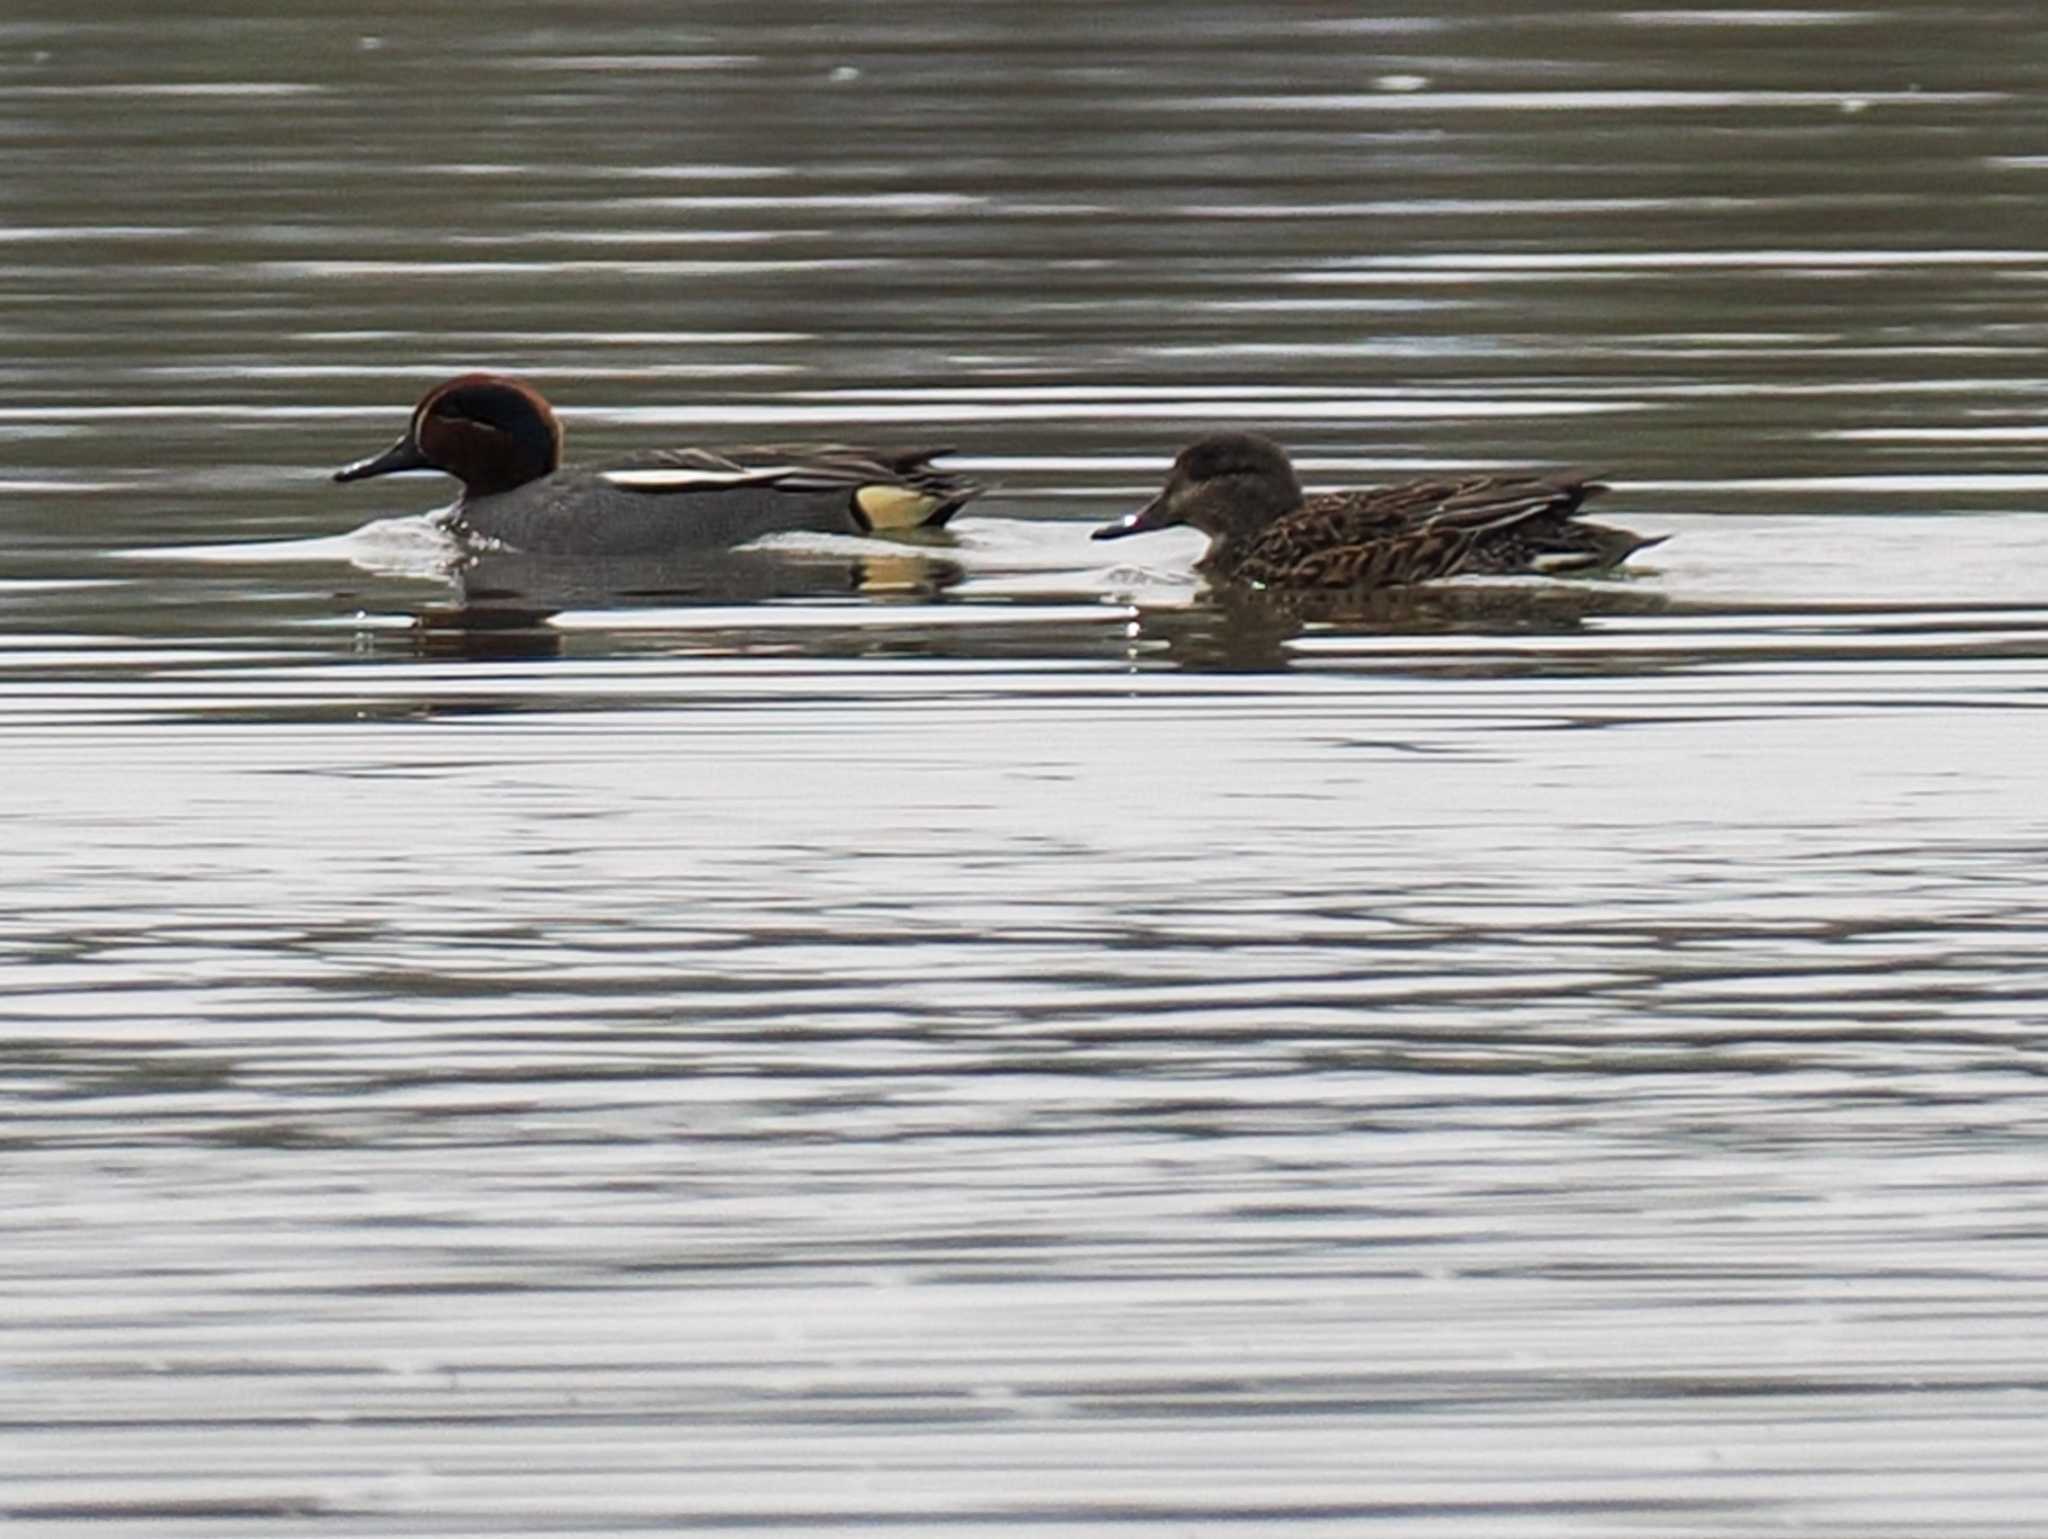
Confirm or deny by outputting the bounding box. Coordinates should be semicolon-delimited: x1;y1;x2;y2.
1525;526;1669;575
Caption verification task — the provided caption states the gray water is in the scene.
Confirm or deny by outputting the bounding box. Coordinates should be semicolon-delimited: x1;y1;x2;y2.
6;4;2048;1534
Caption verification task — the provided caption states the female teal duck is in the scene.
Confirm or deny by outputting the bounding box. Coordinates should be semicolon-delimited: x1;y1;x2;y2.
335;374;980;557
1093;432;1661;589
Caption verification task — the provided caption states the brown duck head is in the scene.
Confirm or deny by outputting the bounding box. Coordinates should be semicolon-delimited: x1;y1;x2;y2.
334;373;564;499
1092;432;1305;559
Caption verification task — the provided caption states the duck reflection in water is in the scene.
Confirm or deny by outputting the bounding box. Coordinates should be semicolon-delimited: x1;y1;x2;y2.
405;544;968;660
1121;577;1675;673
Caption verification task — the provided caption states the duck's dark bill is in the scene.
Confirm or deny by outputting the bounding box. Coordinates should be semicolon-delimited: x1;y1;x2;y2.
334;435;431;483
1091;494;1172;541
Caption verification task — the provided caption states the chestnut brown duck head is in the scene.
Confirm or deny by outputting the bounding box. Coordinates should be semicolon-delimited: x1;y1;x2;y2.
333;373;981;558
1095;431;1663;590
335;373;563;499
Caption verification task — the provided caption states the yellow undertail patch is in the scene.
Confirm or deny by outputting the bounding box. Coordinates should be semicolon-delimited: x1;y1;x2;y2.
855;484;941;530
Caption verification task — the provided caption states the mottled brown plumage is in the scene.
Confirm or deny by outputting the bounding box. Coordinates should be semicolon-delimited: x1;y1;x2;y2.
1092;433;1663;590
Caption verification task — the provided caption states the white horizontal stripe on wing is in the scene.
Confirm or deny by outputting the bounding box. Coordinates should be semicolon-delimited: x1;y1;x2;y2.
601;466;808;490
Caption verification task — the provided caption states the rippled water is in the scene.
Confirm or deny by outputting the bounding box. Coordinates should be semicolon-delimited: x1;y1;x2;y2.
6;4;2048;1535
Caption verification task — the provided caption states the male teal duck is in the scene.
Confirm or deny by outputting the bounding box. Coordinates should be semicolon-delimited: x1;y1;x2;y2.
334;373;981;557
1092;432;1662;589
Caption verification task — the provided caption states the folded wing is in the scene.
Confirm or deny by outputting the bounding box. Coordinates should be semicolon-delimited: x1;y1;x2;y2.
1235;471;1623;588
600;444;981;530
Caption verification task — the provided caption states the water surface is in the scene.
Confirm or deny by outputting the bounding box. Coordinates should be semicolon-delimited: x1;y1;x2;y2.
5;4;2048;1535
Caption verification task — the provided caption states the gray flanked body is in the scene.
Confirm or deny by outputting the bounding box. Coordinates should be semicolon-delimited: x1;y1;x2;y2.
334;374;979;558
446;446;974;557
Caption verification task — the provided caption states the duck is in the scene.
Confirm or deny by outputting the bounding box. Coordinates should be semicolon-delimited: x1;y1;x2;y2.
333;373;981;557
1092;432;1663;589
